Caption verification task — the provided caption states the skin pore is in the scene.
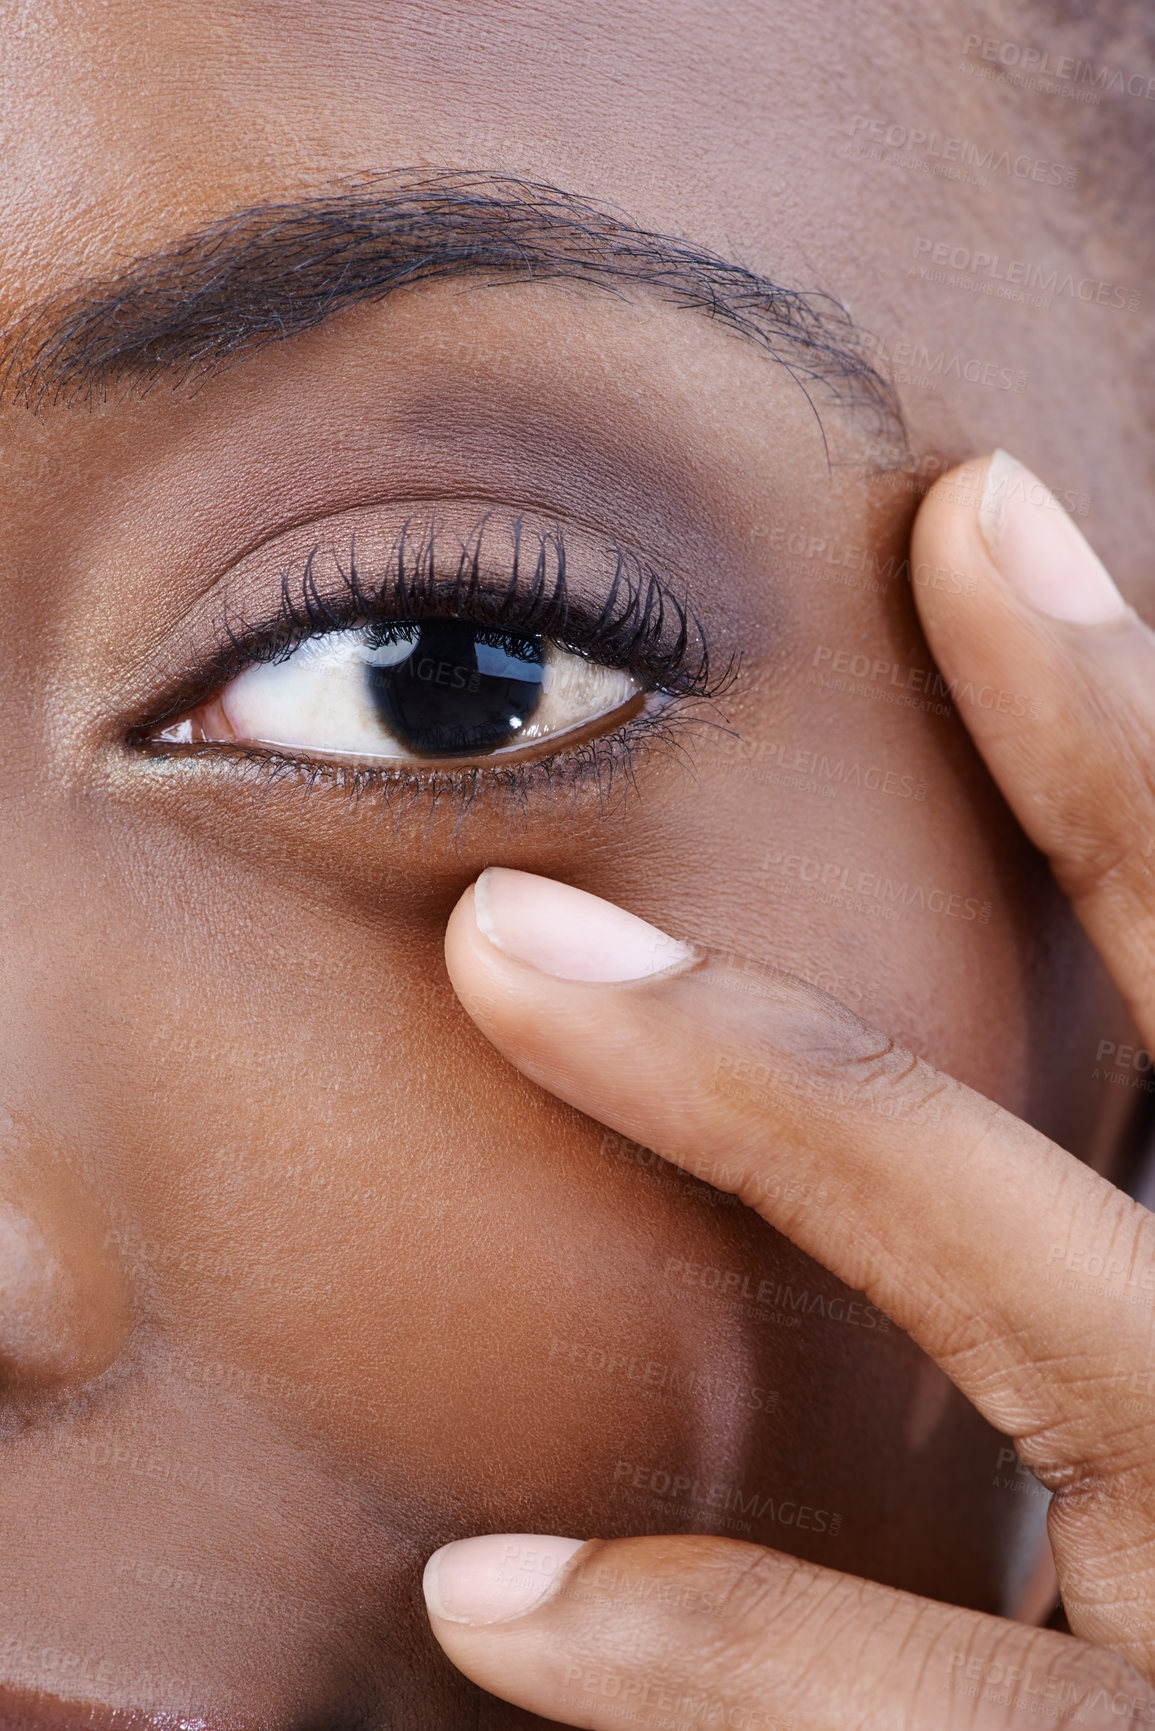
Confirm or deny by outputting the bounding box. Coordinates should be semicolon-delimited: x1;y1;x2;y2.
0;2;1152;1726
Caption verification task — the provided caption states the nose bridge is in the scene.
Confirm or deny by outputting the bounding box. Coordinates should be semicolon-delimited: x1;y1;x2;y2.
0;1104;133;1397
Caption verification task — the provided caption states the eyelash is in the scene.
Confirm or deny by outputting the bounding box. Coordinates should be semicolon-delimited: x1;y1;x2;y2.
136;515;733;820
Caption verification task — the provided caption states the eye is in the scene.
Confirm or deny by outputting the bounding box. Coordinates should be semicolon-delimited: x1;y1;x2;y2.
157;619;648;767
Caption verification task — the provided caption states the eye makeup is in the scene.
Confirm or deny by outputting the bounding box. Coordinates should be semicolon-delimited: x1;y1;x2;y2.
131;504;733;815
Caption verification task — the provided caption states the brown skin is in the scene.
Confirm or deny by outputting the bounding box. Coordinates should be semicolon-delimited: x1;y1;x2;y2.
0;2;1150;1725
423;470;1155;1723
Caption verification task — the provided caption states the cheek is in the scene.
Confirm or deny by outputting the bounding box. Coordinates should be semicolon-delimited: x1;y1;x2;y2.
102;940;778;1501
22;750;1072;1611
100;929;1025;1603
97;918;941;1576
34;818;856;1519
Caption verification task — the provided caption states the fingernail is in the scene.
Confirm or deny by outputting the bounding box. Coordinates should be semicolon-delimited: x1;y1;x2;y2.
423;1533;586;1624
473;868;697;982
978;449;1126;624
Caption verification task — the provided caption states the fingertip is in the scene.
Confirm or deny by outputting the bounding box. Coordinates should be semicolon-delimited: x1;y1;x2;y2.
910;453;995;586
423;1533;586;1627
978;451;1124;624
907;455;1014;657
444;876;506;995
912;451;1124;630
445;869;697;985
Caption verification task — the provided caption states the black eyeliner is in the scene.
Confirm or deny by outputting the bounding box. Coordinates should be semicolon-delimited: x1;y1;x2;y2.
134;513;724;740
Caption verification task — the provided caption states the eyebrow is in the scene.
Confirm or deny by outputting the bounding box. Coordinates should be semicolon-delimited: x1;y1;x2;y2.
3;169;902;449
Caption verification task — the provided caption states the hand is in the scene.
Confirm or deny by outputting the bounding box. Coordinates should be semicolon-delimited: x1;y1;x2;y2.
422;451;1155;1728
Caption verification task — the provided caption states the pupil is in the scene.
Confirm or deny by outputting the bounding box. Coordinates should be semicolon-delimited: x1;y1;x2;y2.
365;620;547;757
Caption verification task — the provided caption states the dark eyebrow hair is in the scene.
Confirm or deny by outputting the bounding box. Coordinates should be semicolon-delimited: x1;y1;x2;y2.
2;169;903;452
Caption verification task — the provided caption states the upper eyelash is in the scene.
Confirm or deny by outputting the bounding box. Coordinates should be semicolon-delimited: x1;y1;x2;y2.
132;513;736;822
142;512;725;734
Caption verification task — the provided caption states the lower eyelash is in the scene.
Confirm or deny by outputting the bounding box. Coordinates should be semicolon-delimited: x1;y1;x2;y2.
149;696;710;834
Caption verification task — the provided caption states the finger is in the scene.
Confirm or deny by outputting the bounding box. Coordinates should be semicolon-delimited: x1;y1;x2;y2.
911;451;1155;1044
423;1531;1153;1729
443;869;1152;1450
443;869;1155;1656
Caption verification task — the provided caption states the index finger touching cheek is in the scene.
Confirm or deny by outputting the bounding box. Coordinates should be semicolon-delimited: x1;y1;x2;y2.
422;1531;1152;1731
444;868;1155;1486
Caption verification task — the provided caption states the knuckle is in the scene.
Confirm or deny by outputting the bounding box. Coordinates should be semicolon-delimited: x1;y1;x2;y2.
797;1005;962;1129
1044;733;1155;908
1054;833;1150;907
708;1546;860;1649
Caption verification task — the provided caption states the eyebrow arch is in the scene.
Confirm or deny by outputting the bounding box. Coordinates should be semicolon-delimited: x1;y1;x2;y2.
2;168;903;452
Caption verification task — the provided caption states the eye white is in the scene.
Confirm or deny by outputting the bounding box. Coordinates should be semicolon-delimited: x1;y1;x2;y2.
195;627;642;762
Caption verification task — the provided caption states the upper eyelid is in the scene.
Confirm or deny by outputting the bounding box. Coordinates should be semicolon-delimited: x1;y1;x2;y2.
268;518;701;681
130;504;723;739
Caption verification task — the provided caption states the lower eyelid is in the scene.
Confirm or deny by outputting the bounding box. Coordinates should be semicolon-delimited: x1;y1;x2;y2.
146;690;684;826
177;687;655;772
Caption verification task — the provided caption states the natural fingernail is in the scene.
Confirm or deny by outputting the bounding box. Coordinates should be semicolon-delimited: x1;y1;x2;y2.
978;449;1126;624
473;867;697;982
423;1534;586;1624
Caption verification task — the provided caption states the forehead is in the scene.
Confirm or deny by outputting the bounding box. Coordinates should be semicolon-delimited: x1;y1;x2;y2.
1;0;992;302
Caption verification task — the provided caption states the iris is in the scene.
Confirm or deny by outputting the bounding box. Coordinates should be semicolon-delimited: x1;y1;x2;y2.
365;622;547;756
